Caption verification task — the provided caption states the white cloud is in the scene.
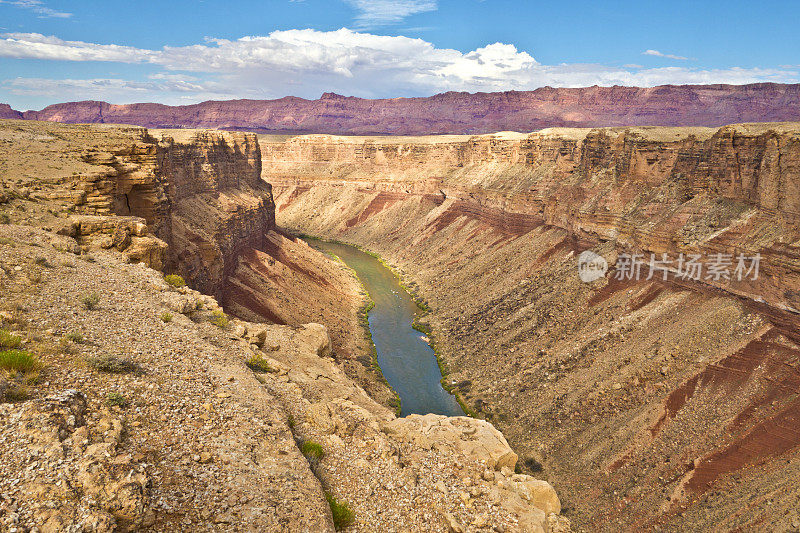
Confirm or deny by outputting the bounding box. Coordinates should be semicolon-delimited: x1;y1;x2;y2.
643;49;689;61
344;0;437;27
3;77;234;105
0;33;154;62
0;30;797;105
0;0;71;18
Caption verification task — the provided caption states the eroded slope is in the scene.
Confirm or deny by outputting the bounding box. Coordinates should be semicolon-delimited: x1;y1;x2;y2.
266;124;800;531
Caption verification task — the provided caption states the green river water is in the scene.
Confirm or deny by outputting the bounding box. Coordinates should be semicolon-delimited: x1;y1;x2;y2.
309;240;463;417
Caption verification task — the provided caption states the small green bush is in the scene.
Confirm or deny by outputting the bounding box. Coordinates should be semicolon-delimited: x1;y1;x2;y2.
210;310;229;329
160;312;173;323
325;492;354;531
164;274;186;288
34;257;51;268
106;392;129;408
0;214;10;225
81;292;100;310
286;414;295;430
87;354;136;373
245;353;275;373
300;440;325;461
65;331;85;344
0;330;22;349
0;349;38;373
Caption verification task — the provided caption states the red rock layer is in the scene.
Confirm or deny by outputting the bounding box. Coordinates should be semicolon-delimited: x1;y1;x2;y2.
263;123;800;311
7;83;800;135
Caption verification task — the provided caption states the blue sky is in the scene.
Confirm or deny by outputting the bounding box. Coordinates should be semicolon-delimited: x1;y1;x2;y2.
0;0;798;110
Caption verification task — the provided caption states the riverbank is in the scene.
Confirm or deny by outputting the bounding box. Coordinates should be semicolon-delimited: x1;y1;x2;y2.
303;235;463;417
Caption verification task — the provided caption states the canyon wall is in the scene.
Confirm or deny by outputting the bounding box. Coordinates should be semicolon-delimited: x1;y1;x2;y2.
7;83;800;134
76;127;273;300
265;124;800;531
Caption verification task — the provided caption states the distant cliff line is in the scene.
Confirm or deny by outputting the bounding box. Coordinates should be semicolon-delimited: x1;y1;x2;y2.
2;82;800;135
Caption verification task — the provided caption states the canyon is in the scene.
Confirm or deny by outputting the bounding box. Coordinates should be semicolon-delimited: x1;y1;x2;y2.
264;124;800;530
3;114;800;531
3;83;800;135
0;120;567;532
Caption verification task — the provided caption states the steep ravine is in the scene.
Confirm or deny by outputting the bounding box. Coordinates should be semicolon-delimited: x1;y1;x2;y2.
265;124;800;531
0;120;569;532
36;123;395;407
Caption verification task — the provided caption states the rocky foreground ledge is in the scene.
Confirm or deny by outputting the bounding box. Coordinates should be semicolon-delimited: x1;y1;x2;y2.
0;120;569;531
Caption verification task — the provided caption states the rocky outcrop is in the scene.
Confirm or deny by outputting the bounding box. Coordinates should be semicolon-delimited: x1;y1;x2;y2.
242;320;568;532
56;214;168;270
69;127;273;300
6;83;800;134
1;118;396;417
0;390;153;531
266;123;800;531
0;222;568;532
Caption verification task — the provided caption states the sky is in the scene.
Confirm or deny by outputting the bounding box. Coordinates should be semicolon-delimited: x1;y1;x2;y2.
0;0;798;110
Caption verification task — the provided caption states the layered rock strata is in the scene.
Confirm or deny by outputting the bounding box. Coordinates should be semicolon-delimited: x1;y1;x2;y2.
7;83;800;134
266;123;800;530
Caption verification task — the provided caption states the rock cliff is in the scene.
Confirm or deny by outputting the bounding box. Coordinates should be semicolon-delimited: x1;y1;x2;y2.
0;104;22;120
0;119;394;407
7;82;800;134
266;123;800;530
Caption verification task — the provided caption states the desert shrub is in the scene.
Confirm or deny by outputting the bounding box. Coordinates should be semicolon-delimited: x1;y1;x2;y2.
164;274;186;288
0;349;38;373
106;392;129;408
300;440;325;461
210;310;229;329
523;457;544;473
86;354;136;373
65;331;85;344
81;292;100;310
0;330;21;349
34;257;51;268
4;385;29;402
58;337;78;354
245;353;275;373
325;492;354;530
286;414;295;430
0;214;10;225
160;312;173;323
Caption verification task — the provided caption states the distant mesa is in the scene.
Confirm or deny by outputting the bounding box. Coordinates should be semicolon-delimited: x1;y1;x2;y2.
4;83;800;135
0;104;23;120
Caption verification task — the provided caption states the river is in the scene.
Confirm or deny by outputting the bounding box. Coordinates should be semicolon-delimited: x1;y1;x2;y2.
308;239;463;417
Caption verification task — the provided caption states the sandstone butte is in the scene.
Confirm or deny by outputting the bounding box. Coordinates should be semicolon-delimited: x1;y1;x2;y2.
2;82;800;135
1;114;800;532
